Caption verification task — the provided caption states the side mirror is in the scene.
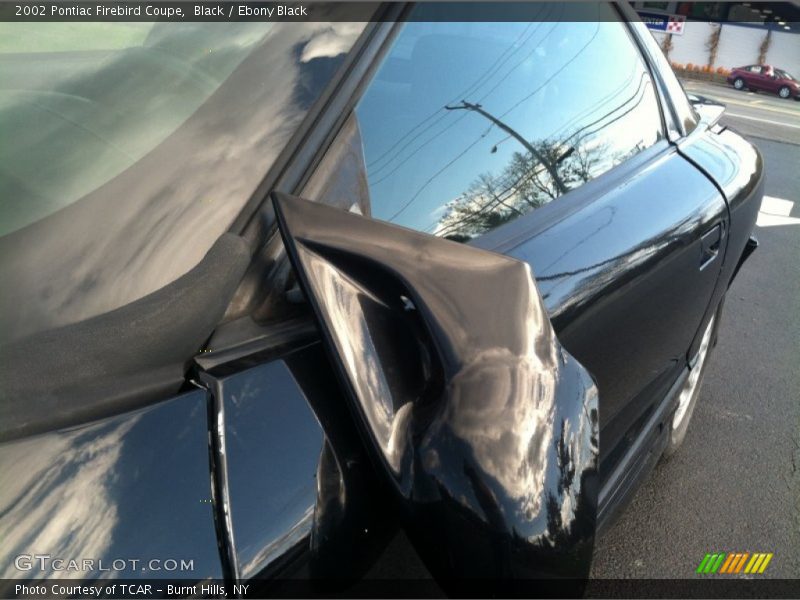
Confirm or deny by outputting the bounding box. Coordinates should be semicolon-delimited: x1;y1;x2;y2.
272;192;599;589
687;93;725;128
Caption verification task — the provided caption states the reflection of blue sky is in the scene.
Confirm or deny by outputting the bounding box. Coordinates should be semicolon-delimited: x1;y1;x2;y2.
0;390;221;581
219;360;322;579
356;5;660;234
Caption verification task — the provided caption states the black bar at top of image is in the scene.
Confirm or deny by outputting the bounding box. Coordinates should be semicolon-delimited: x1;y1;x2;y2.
2;1;799;23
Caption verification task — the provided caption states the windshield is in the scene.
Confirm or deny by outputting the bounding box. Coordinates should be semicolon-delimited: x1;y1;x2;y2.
1;23;279;234
0;21;365;343
776;69;796;81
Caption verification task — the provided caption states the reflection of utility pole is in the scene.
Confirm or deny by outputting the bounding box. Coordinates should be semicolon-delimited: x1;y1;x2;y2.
445;100;568;195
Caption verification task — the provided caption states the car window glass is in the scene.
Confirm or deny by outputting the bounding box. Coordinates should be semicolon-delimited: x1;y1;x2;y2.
351;4;664;241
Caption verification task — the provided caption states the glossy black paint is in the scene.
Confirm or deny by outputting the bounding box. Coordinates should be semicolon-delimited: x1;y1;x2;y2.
478;141;728;481
0;389;222;587
273;193;599;586
197;340;398;591
269;29;753;588
676;125;764;359
203;357;321;581
0;6;767;594
595;366;687;532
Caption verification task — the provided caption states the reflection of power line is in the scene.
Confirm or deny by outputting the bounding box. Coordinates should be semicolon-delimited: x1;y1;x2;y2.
435;190;523;237
367;22;557;181
434;79;654;238
365;12;549;172
383;22;602;222
488;64;639;155
445;100;568;195
435;131;582;237
489;69;644;162
546;66;639;142
386;128;493;221
558;72;649;148
497;23;601;121
566;80;652;149
368;18;563;181
475;20;562;105
369;112;470;186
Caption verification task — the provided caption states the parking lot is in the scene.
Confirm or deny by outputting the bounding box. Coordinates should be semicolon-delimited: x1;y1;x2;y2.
591;79;800;579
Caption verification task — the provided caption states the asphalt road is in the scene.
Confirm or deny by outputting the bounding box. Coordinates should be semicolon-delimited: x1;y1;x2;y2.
683;78;800;145
591;80;800;579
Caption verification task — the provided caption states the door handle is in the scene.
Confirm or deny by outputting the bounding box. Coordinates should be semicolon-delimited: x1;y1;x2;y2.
700;223;722;270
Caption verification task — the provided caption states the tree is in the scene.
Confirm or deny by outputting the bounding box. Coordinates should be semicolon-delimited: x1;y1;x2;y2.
758;29;773;65
661;33;674;60
705;24;722;68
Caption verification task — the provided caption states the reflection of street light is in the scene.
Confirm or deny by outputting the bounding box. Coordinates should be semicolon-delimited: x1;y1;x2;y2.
556;146;575;164
445;100;568;195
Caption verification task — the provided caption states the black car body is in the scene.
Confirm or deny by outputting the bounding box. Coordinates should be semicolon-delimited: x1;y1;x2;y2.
0;3;762;595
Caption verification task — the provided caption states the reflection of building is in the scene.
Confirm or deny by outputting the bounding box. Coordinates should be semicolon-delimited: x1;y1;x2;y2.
633;2;800;74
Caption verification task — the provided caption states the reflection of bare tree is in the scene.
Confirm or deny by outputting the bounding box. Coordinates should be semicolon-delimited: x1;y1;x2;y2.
431;69;657;243
556;420;576;492
434;139;607;242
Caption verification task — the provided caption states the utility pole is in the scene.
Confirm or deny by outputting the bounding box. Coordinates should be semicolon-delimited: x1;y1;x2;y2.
445;100;568;195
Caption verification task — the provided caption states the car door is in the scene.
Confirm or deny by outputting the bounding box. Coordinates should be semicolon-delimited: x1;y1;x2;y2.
763;67;781;93
294;6;728;509
747;65;768;90
206;5;729;585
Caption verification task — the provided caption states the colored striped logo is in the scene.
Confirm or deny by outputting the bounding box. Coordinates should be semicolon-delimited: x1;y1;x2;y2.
696;552;773;574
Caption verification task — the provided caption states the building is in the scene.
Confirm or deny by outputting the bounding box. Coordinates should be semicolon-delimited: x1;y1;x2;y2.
633;2;800;75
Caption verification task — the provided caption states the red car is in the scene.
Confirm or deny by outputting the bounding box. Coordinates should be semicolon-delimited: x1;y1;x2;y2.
727;64;800;99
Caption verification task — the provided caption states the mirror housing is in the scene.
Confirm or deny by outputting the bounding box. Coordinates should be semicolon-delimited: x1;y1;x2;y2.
272;192;600;590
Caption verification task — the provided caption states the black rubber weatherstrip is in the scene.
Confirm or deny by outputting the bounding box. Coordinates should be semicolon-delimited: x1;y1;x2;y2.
0;233;250;442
